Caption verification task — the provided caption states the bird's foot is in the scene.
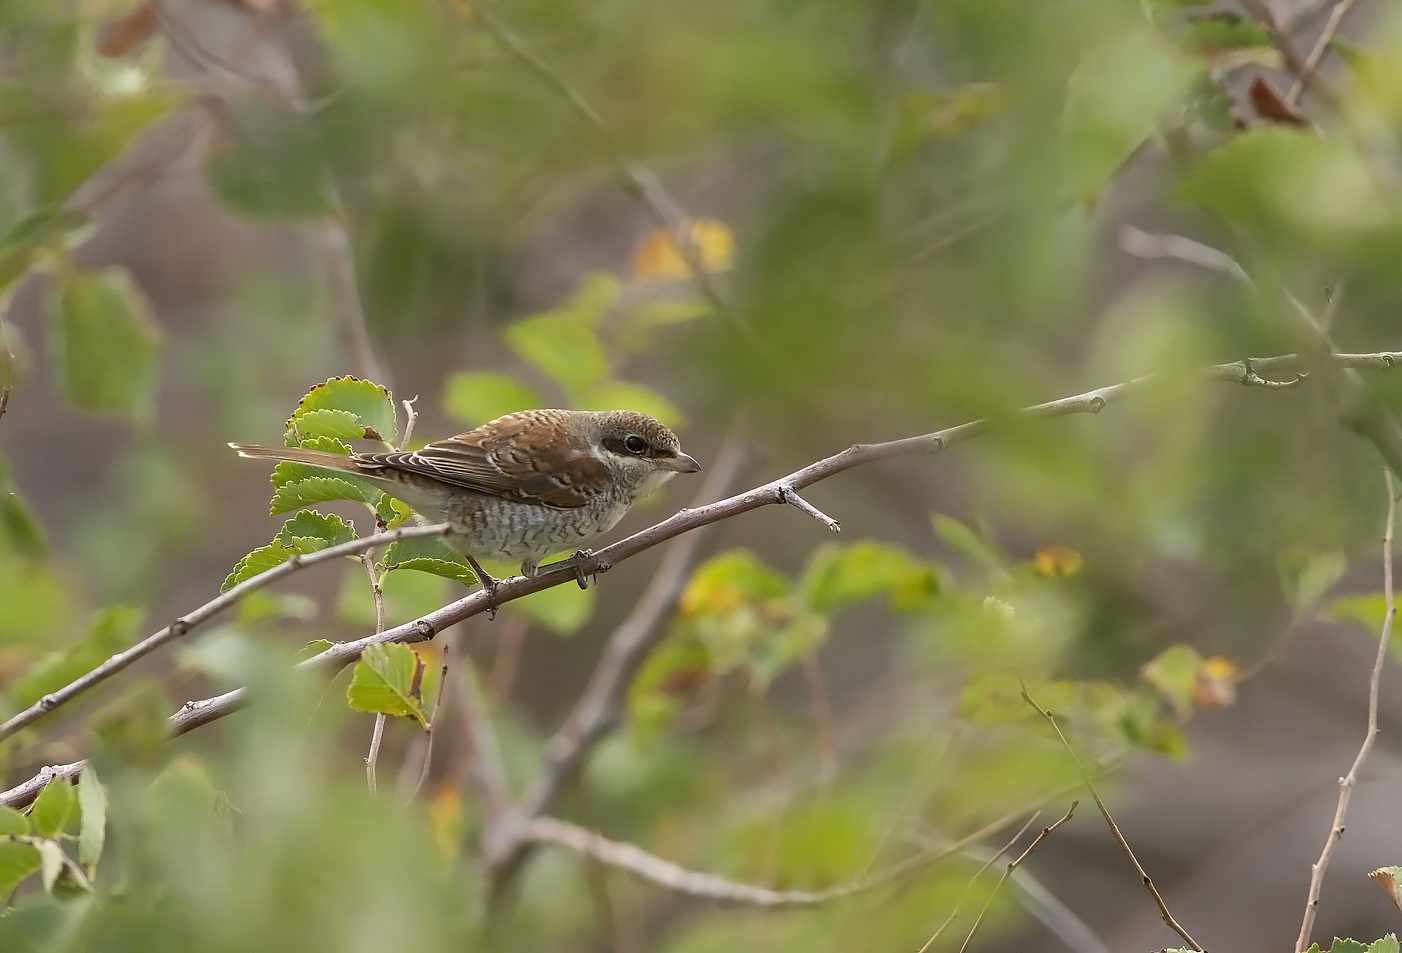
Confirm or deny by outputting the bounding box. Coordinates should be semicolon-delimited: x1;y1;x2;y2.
464;555;501;619
556;549;604;590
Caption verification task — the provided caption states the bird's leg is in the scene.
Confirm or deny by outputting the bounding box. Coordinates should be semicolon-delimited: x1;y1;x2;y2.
463;554;501;619
550;549;600;590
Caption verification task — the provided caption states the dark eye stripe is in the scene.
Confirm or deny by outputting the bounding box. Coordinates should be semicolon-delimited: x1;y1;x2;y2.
604;435;649;456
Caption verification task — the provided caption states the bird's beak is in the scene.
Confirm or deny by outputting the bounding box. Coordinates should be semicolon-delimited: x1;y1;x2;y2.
660;451;702;473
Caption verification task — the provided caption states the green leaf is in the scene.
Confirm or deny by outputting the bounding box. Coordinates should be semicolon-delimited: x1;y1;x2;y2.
0;454;45;559
207;94;329;217
1178;13;1275;59
1325;593;1389;635
221;541;291;592
615;299;710;354
442;372;541;428
1278;548;1346;613
1140;644;1202;715
277;510;356;551
46;265;161;420
12;605;143;710
1061;32;1197;203
296;638;336;661
0;840;41;903
507;580;596;636
576;381;686;429
375;494;413;530
931;513;1004;571
799;541;938;614
287;376;398;445
346;643;427;725
35;839;67;893
1370;936;1401;953
77;764;106;875
749;612;828;687
28;777;75;839
503;313;610;399
270;476;377;515
378;536;478;587
0;807;29;836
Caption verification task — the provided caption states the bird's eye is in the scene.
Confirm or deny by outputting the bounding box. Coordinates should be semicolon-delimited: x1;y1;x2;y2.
624;435;648;455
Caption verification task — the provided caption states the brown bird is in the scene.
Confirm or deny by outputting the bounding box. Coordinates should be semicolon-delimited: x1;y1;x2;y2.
231;409;701;598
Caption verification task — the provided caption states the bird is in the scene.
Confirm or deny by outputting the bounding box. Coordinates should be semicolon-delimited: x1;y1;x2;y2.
230;408;701;601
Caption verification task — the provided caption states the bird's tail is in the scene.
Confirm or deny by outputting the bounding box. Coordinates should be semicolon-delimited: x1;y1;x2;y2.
228;443;368;474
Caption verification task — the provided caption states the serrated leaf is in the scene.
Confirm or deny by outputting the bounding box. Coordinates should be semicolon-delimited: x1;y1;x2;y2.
221;541;290;592
296;638;335;661
346;643;427;725
1140;644;1202;715
800;541;936;614
576;381;686;429
1372;868;1402;911
12;604;143;709
77;764;106;875
443;371;541;428
375;494;413;530
507;579;595;636
46;265;161;420
270;476;375;515
0;806;29;836
287;376;398;444
276;510;356;549
503;313;610;399
931;513;1004;571
0;839;40;903
379;536;478;586
29;777;74;839
1371;935;1401;953
1061;32;1197;203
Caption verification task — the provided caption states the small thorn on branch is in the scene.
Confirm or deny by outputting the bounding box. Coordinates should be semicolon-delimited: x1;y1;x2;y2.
779;486;840;532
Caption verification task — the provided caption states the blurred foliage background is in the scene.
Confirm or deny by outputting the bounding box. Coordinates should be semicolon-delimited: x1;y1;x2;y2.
2;0;1402;950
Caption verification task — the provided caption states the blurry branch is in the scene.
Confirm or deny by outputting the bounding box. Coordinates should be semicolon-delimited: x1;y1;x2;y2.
915;812;1043;953
1295;468;1397;953
459;1;747;334
959;840;1112;953
957;802;1078;953
0;522;454;744
487;615;530;705
0;306;13;423
407;644;451;803
1287;0;1361;106
520;805;1043;907
323;209;392;391
364;714;386;798
1022;687;1202;951
7;350;1402;808
362;533;389;796
455;647;512;824
1119;226;1251;285
1239;0;1340;108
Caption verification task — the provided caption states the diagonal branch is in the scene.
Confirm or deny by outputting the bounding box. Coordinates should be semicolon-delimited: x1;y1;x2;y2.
1287;0;1361;106
5;350;1402;807
1295;467;1397;952
0;522;454;743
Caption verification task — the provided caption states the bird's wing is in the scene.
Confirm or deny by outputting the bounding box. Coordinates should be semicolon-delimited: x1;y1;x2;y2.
358;415;611;509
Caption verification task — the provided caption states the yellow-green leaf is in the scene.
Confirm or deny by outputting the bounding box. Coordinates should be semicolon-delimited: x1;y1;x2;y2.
346;643;427;726
443;371;541;428
46;265;161;420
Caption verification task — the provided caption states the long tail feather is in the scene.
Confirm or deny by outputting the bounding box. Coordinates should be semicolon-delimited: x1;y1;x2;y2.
227;443;367;474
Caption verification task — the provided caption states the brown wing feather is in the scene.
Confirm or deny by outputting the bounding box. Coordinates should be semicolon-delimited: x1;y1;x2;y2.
356;413;611;509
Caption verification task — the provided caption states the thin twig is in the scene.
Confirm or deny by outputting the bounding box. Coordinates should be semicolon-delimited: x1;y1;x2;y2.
408;644;451;803
7;351;1402;805
1239;0;1339;108
1287;0;1361;105
362;542;388;796
401;396;420;450
915;812;1043;953
1022;687;1202;951
1119;226;1252;286
365;714;386;797
519;804;1046;907
779;486;841;532
957;802;1078;953
1295;468;1397;952
0;522;454;743
455;645;511;823
800;652;839;783
460;1;746;334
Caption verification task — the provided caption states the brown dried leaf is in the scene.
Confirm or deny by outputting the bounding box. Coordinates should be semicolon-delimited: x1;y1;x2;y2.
1248;75;1310;127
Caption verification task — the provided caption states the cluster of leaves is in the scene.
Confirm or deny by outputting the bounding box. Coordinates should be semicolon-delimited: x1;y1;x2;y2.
0;767;105;904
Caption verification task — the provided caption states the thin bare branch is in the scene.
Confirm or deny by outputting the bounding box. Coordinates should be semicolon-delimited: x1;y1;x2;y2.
915;812;1042;953
1239;0;1339;108
460;1;746;334
520;805;1045;907
361;545;388;796
365;714;387;797
1119;226;1251;286
407;644;451;804
779;486;841;532
0;522;454;743
1022;688;1202;951
401;396;420;450
957;802;1078;953
455;646;511;823
1288;0;1361;105
1295;468;1397;952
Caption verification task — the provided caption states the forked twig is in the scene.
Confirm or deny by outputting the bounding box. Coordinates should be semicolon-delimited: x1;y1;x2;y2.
1021;687;1202;951
1295;468;1397;952
957;802;1078;953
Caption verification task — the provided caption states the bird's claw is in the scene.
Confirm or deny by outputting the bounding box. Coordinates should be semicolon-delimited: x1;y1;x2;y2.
464;555;501;619
560;549;598;590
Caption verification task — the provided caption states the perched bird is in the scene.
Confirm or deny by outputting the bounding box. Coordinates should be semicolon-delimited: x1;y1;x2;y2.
231;408;701;598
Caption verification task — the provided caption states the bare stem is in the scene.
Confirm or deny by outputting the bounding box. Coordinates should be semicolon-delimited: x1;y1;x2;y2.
1022;687;1202;951
401;396;420;450
1287;0;1361;105
362;545;388;796
1295;468;1397;952
365;714;386;797
407;644;451;804
915;812;1042;953
957;802;1078;953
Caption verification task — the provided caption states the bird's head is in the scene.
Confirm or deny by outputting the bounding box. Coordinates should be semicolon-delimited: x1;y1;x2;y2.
585;410;701;496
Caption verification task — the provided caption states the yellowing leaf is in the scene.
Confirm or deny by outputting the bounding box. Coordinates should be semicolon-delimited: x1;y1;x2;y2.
630;219;734;281
1193;655;1238;710
1031;545;1083;578
346;643;428;726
